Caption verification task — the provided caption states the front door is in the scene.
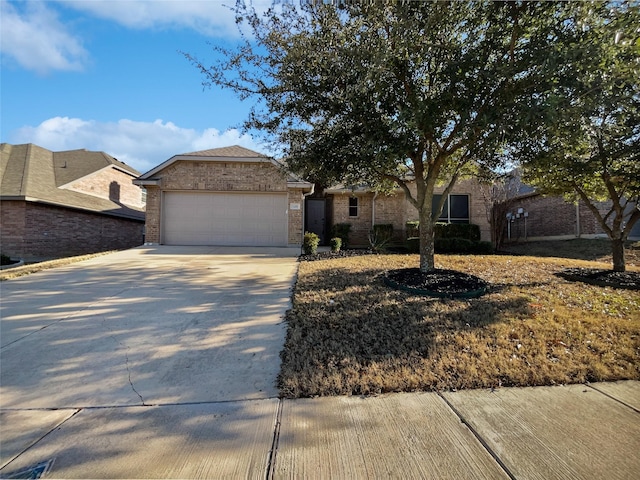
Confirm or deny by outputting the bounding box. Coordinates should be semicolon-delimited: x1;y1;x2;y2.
306;198;327;244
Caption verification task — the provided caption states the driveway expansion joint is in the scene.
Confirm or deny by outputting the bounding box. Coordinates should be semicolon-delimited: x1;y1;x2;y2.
265;398;283;480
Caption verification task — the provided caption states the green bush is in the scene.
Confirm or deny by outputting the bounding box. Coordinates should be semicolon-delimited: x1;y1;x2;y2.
405;222;481;242
435;237;474;253
330;237;342;252
406;237;494;255
331;223;352;249
473;241;495;254
1;254;12;266
303;232;320;255
369;224;394;252
435;223;481;241
406;221;420;238
406;237;420;254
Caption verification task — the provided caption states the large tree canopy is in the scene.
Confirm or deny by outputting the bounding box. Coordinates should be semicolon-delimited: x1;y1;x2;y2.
186;1;570;272
515;1;640;271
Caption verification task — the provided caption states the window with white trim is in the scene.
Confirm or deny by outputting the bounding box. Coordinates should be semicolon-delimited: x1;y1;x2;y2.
349;197;358;217
433;194;469;223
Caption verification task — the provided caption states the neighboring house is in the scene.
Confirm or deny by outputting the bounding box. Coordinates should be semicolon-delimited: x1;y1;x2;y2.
0;143;146;261
504;192;640;242
134;146;313;246
307;178;491;246
502;170;640;242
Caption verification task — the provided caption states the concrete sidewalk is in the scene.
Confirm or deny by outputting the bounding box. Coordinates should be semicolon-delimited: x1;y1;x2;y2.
1;382;638;479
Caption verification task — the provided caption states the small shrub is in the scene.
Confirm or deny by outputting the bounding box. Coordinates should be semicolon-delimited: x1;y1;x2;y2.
406;237;420;253
406;222;481;242
303;232;320;255
369;224;394;252
436;237;474;253
406;221;420;238
1;254;12;266
331;223;352;249
472;241;495;254
435;223;481;241
405;237;494;255
330;237;342;252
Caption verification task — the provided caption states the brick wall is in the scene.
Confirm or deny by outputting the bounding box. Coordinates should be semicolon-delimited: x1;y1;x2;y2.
0;201;26;257
288;188;306;245
506;195;607;241
144;186;162;244
0;200;144;261
141;160;305;246
331;193;374;246
160;161;288;192
329;179;492;246
65;167;145;208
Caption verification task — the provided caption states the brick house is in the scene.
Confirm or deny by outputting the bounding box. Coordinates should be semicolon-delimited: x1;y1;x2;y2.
306;178;491;246
134;146;313;246
1;143;145;261
504;192;640;242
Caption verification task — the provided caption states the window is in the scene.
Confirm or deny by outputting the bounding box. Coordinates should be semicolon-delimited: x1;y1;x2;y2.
349;197;358;217
433;194;469;223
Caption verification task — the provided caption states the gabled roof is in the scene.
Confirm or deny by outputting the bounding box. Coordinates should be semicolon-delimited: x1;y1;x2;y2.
0;143;145;221
135;145;312;189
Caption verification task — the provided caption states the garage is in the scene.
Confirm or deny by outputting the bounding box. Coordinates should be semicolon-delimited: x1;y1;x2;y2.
162;192;288;246
134;146;312;246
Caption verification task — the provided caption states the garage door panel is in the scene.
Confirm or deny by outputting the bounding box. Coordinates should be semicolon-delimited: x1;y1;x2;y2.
163;192;287;246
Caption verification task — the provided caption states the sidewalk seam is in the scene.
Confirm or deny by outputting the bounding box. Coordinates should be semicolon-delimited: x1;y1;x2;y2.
586;384;640;413
437;392;517;480
0;408;81;472
265;398;283;480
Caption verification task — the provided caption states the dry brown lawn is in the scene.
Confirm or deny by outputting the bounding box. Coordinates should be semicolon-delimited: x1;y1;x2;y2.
279;241;640;398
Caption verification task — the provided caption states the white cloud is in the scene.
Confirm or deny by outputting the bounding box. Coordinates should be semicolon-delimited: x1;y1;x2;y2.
59;0;271;37
9;116;265;174
0;1;88;75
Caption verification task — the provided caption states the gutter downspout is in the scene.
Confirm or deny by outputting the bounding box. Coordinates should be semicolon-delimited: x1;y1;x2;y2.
372;192;378;230
301;184;316;254
576;201;581;238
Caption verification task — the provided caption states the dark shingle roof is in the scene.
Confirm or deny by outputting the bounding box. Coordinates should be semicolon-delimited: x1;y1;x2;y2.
0;143;145;221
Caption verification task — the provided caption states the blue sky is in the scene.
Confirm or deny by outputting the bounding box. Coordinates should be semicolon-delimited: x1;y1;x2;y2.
1;0;275;174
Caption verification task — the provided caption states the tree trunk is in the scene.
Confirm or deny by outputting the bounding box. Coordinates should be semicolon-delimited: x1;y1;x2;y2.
419;207;436;273
611;237;626;272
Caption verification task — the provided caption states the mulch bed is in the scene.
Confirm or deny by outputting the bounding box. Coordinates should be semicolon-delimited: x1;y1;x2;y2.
300;249;379;262
385;268;489;298
557;268;640;290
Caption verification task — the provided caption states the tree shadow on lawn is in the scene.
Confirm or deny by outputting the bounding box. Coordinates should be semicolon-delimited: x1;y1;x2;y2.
279;267;546;398
280;261;640;398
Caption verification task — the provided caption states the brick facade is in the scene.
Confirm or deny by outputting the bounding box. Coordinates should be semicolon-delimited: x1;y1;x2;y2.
328;178;492;247
141;160;308;246
1;201;144;261
64;167;146;208
504;194;636;241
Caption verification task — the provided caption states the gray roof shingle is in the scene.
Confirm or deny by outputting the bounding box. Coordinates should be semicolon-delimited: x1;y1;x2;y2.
1;143;145;221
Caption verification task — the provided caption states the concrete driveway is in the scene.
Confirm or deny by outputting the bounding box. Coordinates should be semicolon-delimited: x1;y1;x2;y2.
1;246;300;477
1;246;300;409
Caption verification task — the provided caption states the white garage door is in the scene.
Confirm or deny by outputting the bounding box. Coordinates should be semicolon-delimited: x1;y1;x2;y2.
163;192;288;246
